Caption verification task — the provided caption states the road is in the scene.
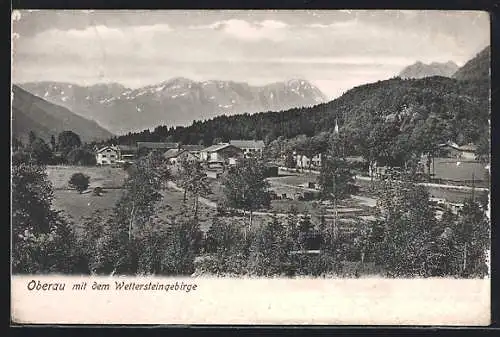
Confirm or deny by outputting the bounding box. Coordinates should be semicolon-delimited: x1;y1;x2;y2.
267;179;378;208
278;167;489;192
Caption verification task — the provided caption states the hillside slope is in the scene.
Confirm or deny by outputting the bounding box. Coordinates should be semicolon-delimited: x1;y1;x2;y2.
19;78;327;135
452;46;490;81
11;85;114;142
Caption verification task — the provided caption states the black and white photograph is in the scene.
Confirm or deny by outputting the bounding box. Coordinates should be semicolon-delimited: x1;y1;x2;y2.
11;9;491;325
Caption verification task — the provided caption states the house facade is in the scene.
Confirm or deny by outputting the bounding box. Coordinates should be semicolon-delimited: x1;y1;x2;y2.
295;152;322;169
163;149;199;165
199;143;244;165
229;140;265;158
96;145;121;165
180;144;205;156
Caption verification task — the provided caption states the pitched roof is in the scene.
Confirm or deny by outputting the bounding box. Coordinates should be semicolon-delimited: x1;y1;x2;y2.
118;144;136;152
165;149;192;159
230;140;265;149
203;143;229;152
439;141;477;152
455;144;477;152
137;142;179;149
96;145;119;154
201;143;234;152
180;144;205;152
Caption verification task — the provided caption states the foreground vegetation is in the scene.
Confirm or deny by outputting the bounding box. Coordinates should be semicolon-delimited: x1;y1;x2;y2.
12;149;490;278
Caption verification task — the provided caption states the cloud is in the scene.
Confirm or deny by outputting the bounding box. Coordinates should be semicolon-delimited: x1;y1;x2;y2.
306;20;358;29
12;11;489;100
190;19;290;41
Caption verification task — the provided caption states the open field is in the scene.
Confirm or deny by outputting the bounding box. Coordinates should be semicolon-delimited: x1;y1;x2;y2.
52;189;124;234
270;171;318;187
53;187;222;234
431;158;489;187
46;165;128;190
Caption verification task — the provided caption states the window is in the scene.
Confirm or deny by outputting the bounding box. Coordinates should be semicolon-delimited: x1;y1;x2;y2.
110;154;115;158
102;154;107;158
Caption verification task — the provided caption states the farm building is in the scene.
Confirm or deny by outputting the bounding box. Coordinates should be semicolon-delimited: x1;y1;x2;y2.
163;148;199;165
180;144;205;156
199;143;244;165
229;140;265;158
118;144;136;155
116;144;136;163
137;142;179;154
438;141;478;160
96;145;120;165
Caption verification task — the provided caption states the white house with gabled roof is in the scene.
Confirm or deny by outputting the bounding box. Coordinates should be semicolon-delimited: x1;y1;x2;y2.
96;145;121;165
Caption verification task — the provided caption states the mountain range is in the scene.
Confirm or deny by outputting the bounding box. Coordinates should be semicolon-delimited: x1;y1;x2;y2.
11;85;114;143
398;61;459;79
18;78;327;135
14;44;489;143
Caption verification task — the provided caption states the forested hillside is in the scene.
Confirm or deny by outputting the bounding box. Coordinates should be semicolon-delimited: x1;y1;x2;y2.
453;46;490;82
12;85;114;142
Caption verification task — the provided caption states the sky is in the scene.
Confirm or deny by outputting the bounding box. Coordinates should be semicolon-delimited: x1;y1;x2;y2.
12;10;490;99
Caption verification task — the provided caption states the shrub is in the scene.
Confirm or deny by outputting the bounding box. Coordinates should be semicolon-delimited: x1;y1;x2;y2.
69;173;90;193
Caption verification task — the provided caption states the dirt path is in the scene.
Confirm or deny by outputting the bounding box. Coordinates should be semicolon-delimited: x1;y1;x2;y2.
351;195;377;207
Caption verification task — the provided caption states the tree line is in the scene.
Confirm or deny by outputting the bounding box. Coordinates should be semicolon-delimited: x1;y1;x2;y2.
13;130;97;166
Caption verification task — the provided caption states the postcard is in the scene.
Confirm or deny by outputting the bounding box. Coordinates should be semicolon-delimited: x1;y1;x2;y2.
11;9;491;325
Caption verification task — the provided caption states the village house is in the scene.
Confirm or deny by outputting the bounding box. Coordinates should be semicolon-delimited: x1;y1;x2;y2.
117;144;136;163
199;143;244;166
438;141;477;160
295;152;322;170
163;148;199;165
96;145;121;165
136;142;179;154
179;144;205;156
229;140;265;158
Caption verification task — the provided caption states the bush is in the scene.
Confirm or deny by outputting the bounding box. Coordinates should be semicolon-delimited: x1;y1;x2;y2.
69;173;90;193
